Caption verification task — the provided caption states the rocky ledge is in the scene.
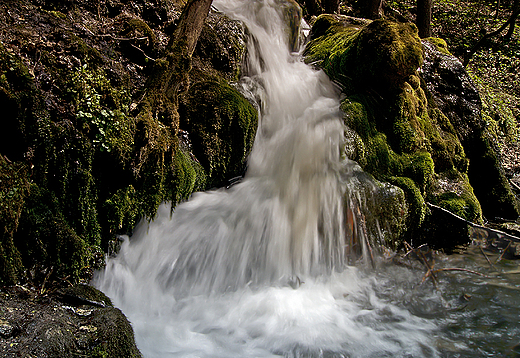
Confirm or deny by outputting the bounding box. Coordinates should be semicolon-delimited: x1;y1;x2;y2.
0;284;141;357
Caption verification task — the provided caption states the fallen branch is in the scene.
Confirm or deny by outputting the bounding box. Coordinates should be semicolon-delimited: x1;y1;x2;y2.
496;240;513;263
129;43;156;62
479;246;498;271
427;202;520;243
510;179;520;193
463;4;520;66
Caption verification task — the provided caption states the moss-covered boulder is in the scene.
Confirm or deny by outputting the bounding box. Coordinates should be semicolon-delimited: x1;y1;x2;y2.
180;79;258;188
305;15;491;248
0;285;142;357
0;0;257;286
305;15;423;93
421;39;520;221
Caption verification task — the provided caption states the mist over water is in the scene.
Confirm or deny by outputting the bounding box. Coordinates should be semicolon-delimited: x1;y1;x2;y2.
94;0;443;356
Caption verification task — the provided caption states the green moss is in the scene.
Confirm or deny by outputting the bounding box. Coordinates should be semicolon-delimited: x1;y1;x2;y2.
341;96;374;140
0;156;30;285
306;18;423;93
171;147;206;203
429;170;483;223
180;79;258;187
403;151;435;193
104;186;140;235
389;176;426;229
424;37;452;56
15;184;90;284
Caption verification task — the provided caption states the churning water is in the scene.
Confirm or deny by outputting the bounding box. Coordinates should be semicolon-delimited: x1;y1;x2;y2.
94;0;520;357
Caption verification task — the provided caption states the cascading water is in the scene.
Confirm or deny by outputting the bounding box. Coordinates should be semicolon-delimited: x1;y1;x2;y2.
94;0;441;356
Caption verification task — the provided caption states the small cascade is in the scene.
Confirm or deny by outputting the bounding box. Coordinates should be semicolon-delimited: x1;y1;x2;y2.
95;1;439;357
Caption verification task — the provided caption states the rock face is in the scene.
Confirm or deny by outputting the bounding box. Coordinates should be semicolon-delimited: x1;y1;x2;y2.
0;285;142;358
420;40;520;221
0;0;257;286
305;14;519;248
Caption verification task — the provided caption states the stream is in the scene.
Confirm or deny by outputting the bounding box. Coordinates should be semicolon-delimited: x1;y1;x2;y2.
94;0;520;356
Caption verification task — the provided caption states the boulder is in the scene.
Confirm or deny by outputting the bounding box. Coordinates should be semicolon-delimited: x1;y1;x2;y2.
304;15;498;248
0;284;142;357
420;39;520;221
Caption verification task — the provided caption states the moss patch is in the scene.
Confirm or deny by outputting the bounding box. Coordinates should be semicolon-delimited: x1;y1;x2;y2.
0;156;30;285
306;16;484;247
305;17;423;93
180;78;258;187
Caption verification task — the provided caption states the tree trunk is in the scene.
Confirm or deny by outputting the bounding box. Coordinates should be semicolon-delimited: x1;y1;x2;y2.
323;0;339;14
417;0;432;38
171;0;214;56
360;0;383;19
304;0;320;16
133;0;213;176
505;0;520;39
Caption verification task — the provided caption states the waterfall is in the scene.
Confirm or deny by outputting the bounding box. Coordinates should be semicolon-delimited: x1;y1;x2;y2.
95;0;439;356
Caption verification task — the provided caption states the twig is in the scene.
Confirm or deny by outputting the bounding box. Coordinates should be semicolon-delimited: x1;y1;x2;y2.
496;240;513;263
510;179;520;193
404;242;438;288
479;246;498;271
129;43;156;62
40;266;54;295
418;249;438;288
427;202;520;243
433;267;492;278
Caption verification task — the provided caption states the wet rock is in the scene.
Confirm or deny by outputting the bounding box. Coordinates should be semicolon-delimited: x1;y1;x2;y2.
0;285;142;357
420;39;520;221
0;320;16;338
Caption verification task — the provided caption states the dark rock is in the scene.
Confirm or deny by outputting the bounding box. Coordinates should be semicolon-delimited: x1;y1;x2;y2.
0;285;142;357
420;40;520;221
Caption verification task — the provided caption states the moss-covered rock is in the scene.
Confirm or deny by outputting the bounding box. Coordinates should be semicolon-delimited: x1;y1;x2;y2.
15;184;92;284
421;40;520;221
0;156;30;286
0;285;142;357
0;0;255;286
305;16;488;248
305;15;423;93
180;79;258;187
193;11;247;82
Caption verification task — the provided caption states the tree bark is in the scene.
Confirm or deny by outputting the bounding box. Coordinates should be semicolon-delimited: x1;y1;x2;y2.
463;0;520;65
171;0;214;56
416;0;432;38
133;0;213;175
360;0;383;19
323;0;339;14
505;0;520;39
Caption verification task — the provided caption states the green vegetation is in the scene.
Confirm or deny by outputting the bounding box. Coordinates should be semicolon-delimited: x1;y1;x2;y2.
305;15;486;246
0;0;256;286
180;78;258;187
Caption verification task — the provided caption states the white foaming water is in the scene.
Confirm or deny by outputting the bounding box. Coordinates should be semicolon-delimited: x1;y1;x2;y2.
95;0;440;356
